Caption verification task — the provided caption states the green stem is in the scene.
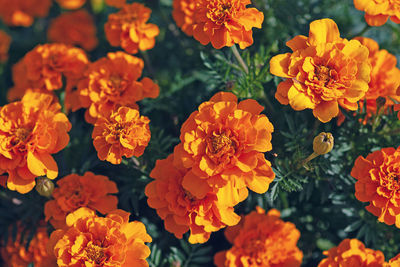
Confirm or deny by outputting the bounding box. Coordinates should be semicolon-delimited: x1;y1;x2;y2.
231;45;249;74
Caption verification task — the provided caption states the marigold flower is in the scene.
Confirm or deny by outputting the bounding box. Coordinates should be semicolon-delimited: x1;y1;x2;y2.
104;3;160;54
78;51;159;123
105;0;126;8
389;254;400;266
172;0;196;36
214;207;303;267
318;238;386;266
1;224;56;267
44;172;118;229
0;30;11;63
47;207;152;267
192;0;264;49
354;0;400;26
0;0;51;27
174;92;275;204
145;154;245;244
270;18;371;123
92;106;151;164
55;0;86;9
48;10;98;51
351;147;400;227
0;92;71;193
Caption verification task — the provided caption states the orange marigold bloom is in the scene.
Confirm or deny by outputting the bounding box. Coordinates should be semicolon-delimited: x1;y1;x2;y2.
318;239;386;266
47;207;152;267
192;0;264;49
351;147;400;227
105;0;126;8
0;0;51;27
92;106;151;164
174;92;275;204
0;30;11;63
48;10;98;51
214;207;303;267
146;154;244;244
1;224;56;267
389;254;400;266
44;172;118;229
0;92;71;193
354;0;400;26
55;0;86;9
78;51;159;123
172;0;196;36
270;18;371;123
104;3;160;54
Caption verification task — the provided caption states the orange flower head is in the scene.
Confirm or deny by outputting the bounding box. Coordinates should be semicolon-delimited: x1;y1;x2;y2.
0;30;11;63
92;106;151;164
1;224;57;267
270;18;371;123
0;91;71;193
44;171;118;229
145;154;244;244
55;0;86;9
354;0;400;26
351;147;400;227
173;0;196;36
105;0;126;8
214;207;303;267
47;207;152;267
48;10;98;51
0;0;51;27
192;0;264;49
104;3;160;54
389;253;400;266
174;92;275;204
78;51;159;123
318;238;386;266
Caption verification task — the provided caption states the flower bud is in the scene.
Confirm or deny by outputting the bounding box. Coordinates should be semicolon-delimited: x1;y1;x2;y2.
35;177;54;198
313;132;334;155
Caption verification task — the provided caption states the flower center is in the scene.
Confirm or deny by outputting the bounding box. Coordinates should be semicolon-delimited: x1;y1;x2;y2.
387;173;400;191
207;0;240;24
85;243;106;264
210;133;232;154
110;75;123;88
315;65;331;84
11;127;31;147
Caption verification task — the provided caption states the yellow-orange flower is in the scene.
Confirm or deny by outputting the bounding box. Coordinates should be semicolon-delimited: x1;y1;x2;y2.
214;207;303;267
1;224;57;267
92;106;151;164
389;254;400;266
105;0;126;8
47;207;152;267
173;92;275;204
318;239;386;266
354;0;400;26
0;30;11;63
0;92;71;193
104;3;160;54
48;10;98;51
172;0;196;36
351;147;400;227
270;18;371;123
44;172;118;229
78;51;159;123
0;0;51;27
55;0;86;9
145;154;244;244
192;0;264;49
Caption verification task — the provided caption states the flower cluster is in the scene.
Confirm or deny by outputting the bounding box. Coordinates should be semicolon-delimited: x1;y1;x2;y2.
44;172;118;229
173;0;264;49
47;207;152;267
1;224;56;267
105;3;160;54
146;92;275;243
0;0;51;27
318;239;386;266
214;207;303;267
354;0;400;26
48;10;98;51
0;92;71;193
351;146;400;227
270;18;371;122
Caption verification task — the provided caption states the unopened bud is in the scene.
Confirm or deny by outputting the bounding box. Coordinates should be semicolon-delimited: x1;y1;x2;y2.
313;132;334;155
35;177;54;198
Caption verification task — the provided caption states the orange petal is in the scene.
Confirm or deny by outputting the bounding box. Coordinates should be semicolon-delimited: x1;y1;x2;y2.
308;18;340;45
269;53;292;78
312;101;339;123
27;152;58;179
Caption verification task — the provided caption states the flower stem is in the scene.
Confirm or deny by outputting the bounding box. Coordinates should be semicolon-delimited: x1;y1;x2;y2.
231;45;249;74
